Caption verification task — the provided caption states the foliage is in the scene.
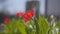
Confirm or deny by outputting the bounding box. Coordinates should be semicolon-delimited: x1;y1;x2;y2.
0;10;60;34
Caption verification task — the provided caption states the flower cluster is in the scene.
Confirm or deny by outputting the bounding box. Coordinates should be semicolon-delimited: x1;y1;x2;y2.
4;9;34;24
24;10;34;23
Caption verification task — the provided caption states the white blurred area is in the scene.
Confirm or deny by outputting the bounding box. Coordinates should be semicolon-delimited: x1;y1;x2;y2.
0;0;45;15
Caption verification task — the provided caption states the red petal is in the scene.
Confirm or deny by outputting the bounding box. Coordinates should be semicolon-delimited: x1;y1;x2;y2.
27;10;34;18
31;9;34;16
24;14;30;19
24;19;29;22
17;12;24;18
4;18;9;24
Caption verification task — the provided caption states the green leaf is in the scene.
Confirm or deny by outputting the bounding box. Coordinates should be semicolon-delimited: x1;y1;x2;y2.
34;16;50;34
16;19;27;34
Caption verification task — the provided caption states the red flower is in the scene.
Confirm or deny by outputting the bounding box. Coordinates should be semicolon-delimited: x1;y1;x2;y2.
24;19;30;23
26;10;34;18
24;9;34;23
4;18;9;24
17;12;24;18
31;9;34;16
24;14;30;19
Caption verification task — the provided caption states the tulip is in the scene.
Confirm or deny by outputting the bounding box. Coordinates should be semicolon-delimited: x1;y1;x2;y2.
24;14;30;19
24;19;30;23
17;12;24;18
26;10;34;18
50;15;54;20
4;18;9;24
24;9;34;23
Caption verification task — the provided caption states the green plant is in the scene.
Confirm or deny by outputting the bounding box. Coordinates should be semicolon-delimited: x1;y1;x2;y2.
0;10;60;34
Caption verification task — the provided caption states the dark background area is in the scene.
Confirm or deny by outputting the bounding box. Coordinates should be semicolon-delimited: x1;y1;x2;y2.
46;0;60;18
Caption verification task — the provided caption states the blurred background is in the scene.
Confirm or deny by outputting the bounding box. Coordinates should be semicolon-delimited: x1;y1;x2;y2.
0;0;60;23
